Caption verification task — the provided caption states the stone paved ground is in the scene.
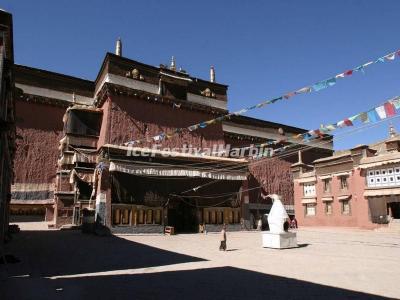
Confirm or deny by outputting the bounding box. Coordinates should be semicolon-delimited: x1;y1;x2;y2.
0;223;399;299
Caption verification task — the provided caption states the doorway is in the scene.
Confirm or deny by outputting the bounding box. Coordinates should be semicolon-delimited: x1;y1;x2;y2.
388;202;400;219
168;200;198;233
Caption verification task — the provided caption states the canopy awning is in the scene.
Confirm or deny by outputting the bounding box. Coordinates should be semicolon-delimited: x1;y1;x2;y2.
301;197;317;204
322;196;333;202
338;195;351;201
69;169;95;184
364;188;400;197
109;161;246;181
296;177;317;183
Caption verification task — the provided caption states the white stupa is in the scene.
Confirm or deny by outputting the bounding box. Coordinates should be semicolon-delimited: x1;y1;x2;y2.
267;194;289;233
262;194;298;249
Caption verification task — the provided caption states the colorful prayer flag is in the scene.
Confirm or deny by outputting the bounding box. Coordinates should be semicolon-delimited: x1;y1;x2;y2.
270;97;282;103
284;92;295;99
344;70;353;76
362;61;374;68
354;65;365;74
391;98;400;110
384;102;396;117
349;114;361;122
295;87;312;94
324;124;336;131
360;112;369;123
335;73;345;79
367;110;378;123
326;78;336;87
188;125;198;131
205;119;216;125
234;109;248;115
375;106;386;119
385;53;396;61
312;81;328;92
344;119;353;126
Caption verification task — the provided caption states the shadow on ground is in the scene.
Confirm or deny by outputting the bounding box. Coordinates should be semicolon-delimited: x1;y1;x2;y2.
0;230;391;300
3;230;205;277
3;266;390;300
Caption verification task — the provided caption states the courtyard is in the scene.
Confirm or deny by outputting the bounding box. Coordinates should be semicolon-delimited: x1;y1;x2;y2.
0;223;399;299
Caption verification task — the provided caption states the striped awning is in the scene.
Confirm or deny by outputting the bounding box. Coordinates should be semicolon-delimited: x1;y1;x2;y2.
11;183;55;204
109;162;246;181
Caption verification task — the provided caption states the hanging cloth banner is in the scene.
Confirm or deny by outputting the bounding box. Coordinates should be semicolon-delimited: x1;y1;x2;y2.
122;48;400;146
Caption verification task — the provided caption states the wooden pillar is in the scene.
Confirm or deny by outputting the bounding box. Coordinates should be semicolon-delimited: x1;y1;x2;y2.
95;167;112;228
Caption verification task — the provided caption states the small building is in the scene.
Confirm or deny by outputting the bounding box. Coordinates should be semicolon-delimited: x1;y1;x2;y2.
292;129;400;229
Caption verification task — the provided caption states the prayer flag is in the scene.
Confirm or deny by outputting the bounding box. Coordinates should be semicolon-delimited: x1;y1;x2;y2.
344;119;353;126
188;125;198;131
312;81;328;92
256;102;267;108
325;124;336;131
385;53;396;61
375;106;386;119
205;119;216;125
335;73;345;79
360;112;369;123
391;98;400;110
284;92;295;99
326;78;336;87
270;97;282;103
295;87;312;94
344;70;353;76
198;122;207;128
292;133;303;140
349;114;361;122
234;109;248;116
375;57;385;64
363;61;374;68
384;102;396;117
354;65;365;74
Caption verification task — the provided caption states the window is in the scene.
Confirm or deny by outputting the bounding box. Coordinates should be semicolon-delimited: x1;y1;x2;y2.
303;183;316;197
367;166;400;187
339;176;348;190
323;178;331;193
342;200;351;215
305;203;316;216
325;202;332;215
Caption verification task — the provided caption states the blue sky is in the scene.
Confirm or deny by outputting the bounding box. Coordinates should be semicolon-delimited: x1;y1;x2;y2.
3;0;400;150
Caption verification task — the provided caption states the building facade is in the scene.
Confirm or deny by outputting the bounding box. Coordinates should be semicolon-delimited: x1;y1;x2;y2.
0;9;16;244
292;133;400;229
5;12;332;232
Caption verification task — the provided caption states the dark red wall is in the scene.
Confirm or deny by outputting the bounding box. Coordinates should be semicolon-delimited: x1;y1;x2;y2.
102;95;225;148
14;100;65;183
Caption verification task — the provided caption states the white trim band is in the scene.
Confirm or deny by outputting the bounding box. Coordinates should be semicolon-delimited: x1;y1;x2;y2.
16;83;93;105
187;93;227;110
